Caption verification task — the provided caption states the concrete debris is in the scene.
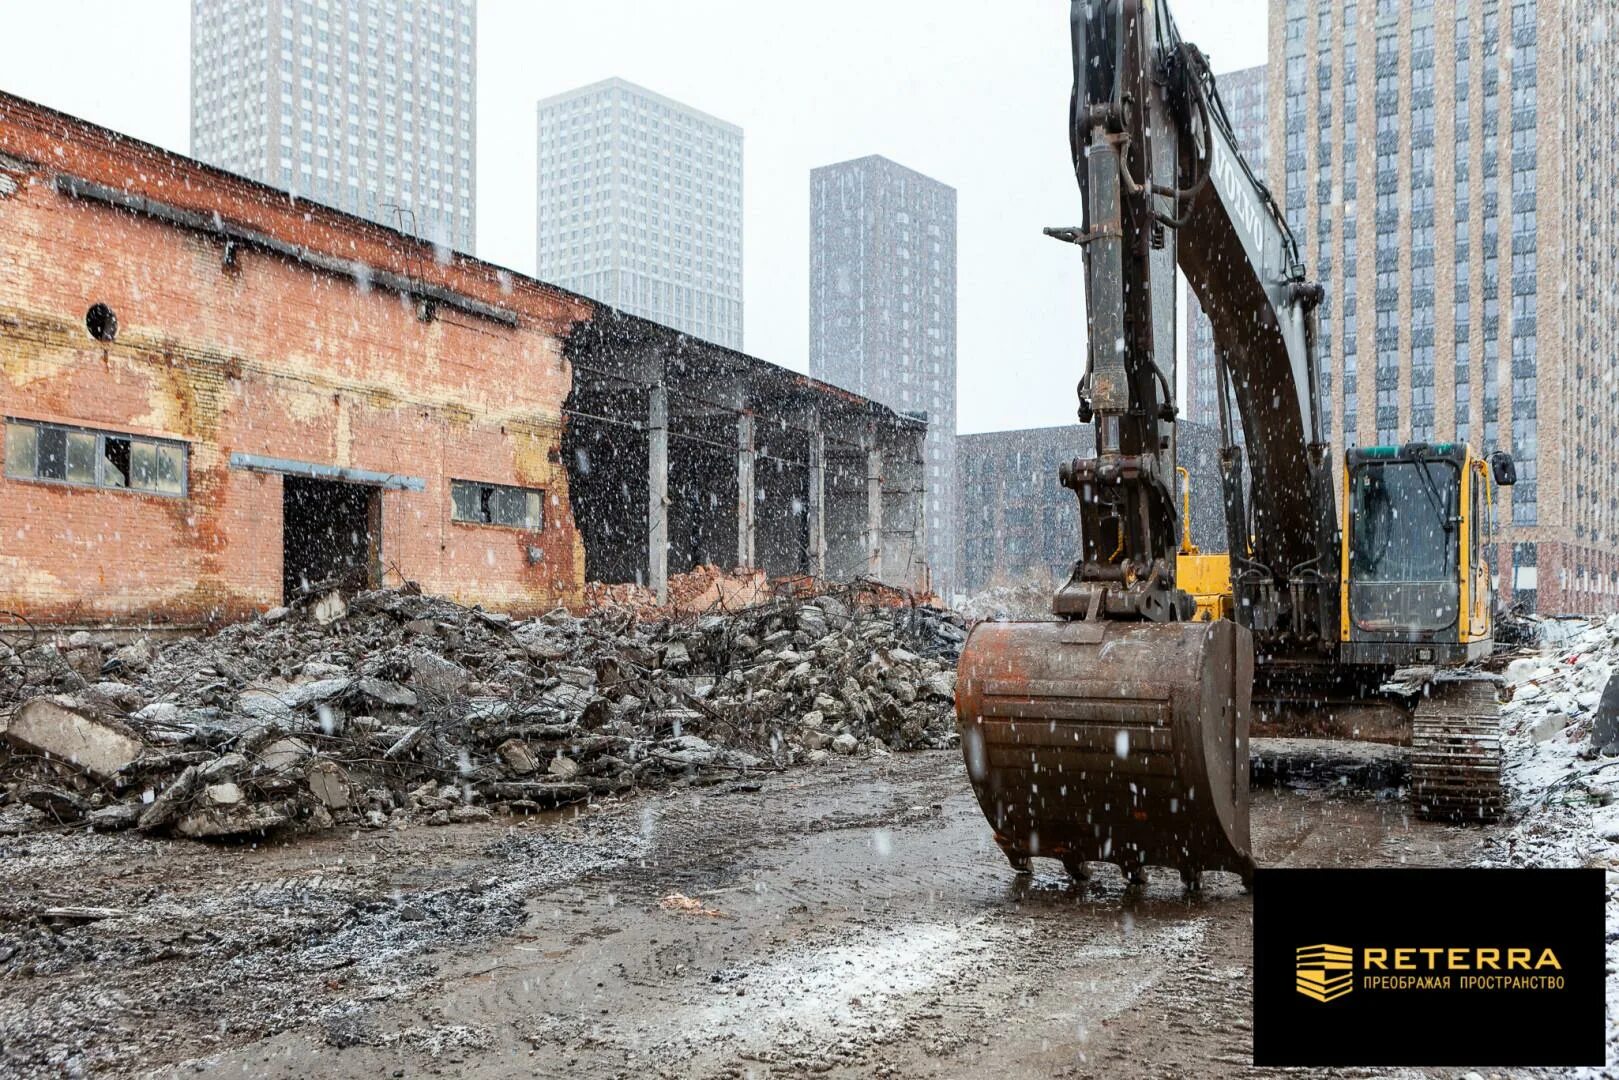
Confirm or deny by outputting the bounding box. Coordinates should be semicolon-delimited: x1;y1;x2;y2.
658;892;730;918
258;737;312;772
174;801;293;839
954;582;1058;623
16;783;87;821
312;589;349;625
0;582;965;843
204;782;243;807
305;760;351;809
1478;613;1619;1065
1;697;145;780
39;906;122;924
497;738;538;775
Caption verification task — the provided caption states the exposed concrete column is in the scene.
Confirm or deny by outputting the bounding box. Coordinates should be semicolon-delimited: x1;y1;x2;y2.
736;411;756;569
912;432;930;594
866;439;883;580
807;414;826;579
647;383;669;603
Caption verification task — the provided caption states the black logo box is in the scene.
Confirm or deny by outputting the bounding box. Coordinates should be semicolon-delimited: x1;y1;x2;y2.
1253;868;1606;1067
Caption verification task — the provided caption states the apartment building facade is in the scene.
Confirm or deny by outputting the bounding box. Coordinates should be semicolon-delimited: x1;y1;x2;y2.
190;0;476;252
536;78;743;351
810;155;957;594
1271;0;1618;612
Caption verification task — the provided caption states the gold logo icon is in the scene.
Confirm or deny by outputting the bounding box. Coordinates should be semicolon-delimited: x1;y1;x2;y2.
1296;944;1354;1002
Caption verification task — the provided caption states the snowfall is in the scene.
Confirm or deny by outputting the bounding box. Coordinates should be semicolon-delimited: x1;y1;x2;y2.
1482;613;1619;1075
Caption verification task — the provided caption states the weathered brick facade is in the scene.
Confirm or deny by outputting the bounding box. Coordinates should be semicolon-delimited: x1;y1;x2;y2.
0;93;591;625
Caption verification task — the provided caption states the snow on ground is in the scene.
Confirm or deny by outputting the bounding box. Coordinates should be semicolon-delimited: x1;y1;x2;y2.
1476;614;1619;1075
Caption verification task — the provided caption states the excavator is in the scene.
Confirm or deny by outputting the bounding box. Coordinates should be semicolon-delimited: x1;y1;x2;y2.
955;0;1518;889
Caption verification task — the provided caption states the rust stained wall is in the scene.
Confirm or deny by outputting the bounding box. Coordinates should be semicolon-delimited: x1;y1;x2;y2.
0;93;592;624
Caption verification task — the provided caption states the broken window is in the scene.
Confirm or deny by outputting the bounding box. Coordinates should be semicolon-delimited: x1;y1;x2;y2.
2;419;187;496
450;479;544;530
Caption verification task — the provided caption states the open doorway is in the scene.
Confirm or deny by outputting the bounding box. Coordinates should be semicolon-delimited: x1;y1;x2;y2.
282;476;380;601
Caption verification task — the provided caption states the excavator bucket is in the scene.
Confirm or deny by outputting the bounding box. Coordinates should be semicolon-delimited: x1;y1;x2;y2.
956;618;1255;885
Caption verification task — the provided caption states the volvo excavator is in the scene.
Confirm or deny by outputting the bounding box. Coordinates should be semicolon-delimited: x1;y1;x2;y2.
955;0;1518;889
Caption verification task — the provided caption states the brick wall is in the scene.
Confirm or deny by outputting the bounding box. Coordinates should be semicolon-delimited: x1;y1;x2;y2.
0;93;592;625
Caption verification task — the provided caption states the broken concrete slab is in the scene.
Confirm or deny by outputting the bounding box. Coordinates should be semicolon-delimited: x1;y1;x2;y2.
205;782;244;807
110;638;155;673
312;590;348;625
238;678;353;723
200;752;248;779
922;671;956;701
305;759;351;809
380;726;425;760
137;765;203;833
409;650;471;697
173;802;292;839
87;803;142;832
498;739;538;775
2;697;145;780
17;784;88;821
1530;712;1569;743
354;677;418;710
258;737;312;772
132;702;188;728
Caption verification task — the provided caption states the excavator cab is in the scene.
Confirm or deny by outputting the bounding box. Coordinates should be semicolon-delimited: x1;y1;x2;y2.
1341;443;1507;669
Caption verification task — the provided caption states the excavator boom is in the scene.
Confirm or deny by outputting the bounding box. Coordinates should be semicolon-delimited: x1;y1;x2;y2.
957;0;1336;887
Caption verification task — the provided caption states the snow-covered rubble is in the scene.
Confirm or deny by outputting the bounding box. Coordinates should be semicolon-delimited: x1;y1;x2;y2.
0;585;966;842
1477;612;1619;1073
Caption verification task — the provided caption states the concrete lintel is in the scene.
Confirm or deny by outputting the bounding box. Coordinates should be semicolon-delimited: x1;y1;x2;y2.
228;452;425;491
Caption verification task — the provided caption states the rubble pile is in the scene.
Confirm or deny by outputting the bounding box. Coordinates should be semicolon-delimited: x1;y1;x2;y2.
1493;614;1619;798
581;564;770;619
954;582;1059;623
0;586;966;841
1478;613;1619;1065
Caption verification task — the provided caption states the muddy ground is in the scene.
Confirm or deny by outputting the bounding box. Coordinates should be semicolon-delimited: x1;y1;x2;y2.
1;750;1496;1079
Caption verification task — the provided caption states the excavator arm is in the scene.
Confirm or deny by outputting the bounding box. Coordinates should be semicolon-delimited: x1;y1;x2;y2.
1054;0;1338;653
956;0;1338;888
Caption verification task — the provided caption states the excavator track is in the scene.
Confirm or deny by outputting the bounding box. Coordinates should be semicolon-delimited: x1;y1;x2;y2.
1409;676;1504;822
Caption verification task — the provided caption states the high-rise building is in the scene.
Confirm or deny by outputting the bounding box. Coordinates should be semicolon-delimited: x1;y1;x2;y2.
189;0;477;253
1271;0;1619;614
536;78;743;350
810;155;957;595
1184;64;1268;428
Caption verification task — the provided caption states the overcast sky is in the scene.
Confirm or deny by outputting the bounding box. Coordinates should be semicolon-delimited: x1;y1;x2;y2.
0;0;1267;433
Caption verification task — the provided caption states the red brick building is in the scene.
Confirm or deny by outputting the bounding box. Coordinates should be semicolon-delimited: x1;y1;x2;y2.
0;93;930;627
0;92;595;624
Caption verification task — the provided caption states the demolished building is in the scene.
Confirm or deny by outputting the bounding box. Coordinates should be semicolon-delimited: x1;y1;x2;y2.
0;92;929;628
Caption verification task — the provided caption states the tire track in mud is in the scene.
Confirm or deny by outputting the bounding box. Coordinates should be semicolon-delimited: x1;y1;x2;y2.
157;753;1489;1079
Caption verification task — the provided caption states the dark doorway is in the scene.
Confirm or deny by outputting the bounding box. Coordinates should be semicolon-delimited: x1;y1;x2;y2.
282;476;380;601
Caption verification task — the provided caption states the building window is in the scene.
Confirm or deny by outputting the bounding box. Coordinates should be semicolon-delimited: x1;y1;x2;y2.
3;419;187;496
450;479;544;530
